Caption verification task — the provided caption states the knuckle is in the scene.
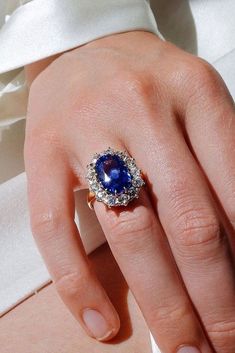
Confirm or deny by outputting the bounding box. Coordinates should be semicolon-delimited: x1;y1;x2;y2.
55;270;90;300
31;211;65;239
107;206;155;250
187;59;217;88
168;186;221;249
194;60;217;87
191;59;224;104
183;58;222;102
152;300;191;327
174;207;221;248
113;69;155;100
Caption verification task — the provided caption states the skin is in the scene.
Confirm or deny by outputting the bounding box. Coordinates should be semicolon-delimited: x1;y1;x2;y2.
1;244;151;353
24;31;235;353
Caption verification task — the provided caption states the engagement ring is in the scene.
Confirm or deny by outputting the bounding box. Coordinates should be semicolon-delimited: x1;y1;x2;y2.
86;148;145;209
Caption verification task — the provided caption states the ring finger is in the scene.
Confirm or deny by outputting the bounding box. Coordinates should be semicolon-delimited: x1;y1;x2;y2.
80;142;213;353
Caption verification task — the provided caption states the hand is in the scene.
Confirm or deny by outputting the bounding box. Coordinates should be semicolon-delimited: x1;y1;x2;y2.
24;31;235;353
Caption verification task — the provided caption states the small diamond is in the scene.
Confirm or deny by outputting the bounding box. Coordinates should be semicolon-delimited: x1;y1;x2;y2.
96;190;105;201
133;177;144;187
87;169;96;179
121;194;130;205
105;196;116;207
91;183;100;192
128;187;137;197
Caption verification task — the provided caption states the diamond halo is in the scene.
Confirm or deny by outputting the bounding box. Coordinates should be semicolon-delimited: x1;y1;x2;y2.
86;147;145;208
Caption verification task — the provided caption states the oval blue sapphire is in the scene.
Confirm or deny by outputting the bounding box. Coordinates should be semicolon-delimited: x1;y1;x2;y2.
95;154;132;194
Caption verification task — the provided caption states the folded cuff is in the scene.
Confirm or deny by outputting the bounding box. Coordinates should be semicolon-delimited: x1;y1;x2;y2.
0;0;160;74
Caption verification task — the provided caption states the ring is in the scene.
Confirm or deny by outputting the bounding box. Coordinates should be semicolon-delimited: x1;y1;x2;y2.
86;147;145;209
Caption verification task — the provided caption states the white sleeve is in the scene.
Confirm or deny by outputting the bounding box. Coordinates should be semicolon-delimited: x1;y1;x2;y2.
0;0;160;74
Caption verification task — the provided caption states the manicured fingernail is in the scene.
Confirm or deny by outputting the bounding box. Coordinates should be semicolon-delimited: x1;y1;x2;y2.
177;346;201;353
82;309;113;341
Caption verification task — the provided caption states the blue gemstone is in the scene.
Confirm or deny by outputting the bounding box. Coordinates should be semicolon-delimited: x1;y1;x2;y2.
95;154;132;194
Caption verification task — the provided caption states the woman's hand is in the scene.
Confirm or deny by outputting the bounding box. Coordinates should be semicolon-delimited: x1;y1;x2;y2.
24;31;235;353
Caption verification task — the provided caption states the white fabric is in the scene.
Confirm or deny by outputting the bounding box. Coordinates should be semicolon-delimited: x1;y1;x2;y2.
189;0;235;62
152;0;235;63
0;173;107;315
0;174;49;314
0;1;235;353
150;332;161;353
0;0;159;74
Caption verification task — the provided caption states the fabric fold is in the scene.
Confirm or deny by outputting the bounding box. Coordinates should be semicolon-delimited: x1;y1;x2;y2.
0;0;159;74
0;173;106;316
0;70;28;127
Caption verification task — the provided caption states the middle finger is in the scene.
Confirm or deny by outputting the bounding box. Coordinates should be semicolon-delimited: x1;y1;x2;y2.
130;119;235;352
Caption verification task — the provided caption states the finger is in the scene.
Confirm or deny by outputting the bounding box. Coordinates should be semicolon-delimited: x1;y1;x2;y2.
24;142;120;341
94;191;213;353
183;68;235;238
129;120;235;353
80;143;213;353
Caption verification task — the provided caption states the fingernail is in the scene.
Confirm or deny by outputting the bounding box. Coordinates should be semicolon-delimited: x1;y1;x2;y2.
82;309;113;341
177;346;201;353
